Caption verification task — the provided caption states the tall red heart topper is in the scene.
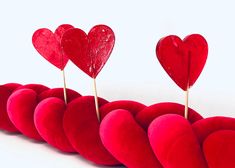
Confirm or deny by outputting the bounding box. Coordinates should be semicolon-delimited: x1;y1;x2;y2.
156;34;208;91
32;24;74;70
61;24;115;78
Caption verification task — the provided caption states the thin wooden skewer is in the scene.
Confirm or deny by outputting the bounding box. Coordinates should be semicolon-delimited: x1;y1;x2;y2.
62;70;67;104
185;51;191;119
93;78;100;122
184;86;189;119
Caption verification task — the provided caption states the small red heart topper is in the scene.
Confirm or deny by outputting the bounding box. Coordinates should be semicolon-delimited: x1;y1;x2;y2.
32;24;74;70
61;25;115;78
156;34;208;91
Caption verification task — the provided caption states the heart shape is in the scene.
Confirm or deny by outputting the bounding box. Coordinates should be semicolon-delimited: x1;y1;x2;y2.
203;130;235;168
32;24;74;70
148;114;207;168
7;84;49;140
100;109;162;168
61;25;115;78
63;96;120;165
156;34;208;90
34;88;81;152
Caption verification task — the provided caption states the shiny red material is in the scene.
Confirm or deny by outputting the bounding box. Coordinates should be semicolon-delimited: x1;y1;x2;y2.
32;24;73;70
61;25;115;78
156;34;208;90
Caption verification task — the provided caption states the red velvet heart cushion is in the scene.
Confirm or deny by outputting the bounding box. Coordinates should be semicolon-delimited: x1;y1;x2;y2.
63;96;120;165
34;88;81;152
192;116;235;144
100;109;162;168
0;83;21;132
7;84;49;141
136;102;203;130
16;84;49;94
99;100;146;120
203;130;235;168
148;114;207;168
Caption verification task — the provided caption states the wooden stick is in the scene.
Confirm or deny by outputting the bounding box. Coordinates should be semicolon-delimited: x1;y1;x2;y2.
93;78;100;122
184;86;189;119
62;70;67;104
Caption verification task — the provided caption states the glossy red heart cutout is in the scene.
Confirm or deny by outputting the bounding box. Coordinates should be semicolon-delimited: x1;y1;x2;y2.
148;114;207;168
203;130;235;168
156;34;208;90
136;102;203;130
32;24;74;70
63;96;120;165
0;83;21;132
61;25;115;78
192;116;235;144
100;109;162;168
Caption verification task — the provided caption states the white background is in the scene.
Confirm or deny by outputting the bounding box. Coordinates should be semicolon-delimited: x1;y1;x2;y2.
0;0;235;167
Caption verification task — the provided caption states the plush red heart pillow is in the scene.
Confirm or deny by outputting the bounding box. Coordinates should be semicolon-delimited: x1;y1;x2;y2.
0;83;21;132
100;109;162;168
148;114;207;168
63;96;120;165
136;102;203;130
192;116;235;144
7;85;78;142
7;84;49;140
203;130;235;168
99;100;146;120
34;88;81;152
16;84;49;94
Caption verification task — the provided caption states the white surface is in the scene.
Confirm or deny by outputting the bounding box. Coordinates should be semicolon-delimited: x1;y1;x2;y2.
0;131;118;168
0;0;235;167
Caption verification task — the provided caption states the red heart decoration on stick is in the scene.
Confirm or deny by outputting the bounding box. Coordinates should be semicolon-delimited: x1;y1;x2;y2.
32;24;74;70
61;25;115;78
156;34;208;90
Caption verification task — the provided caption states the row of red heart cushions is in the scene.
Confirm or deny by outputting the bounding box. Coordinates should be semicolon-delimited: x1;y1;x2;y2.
6;84;81;151
3;84;204;166
4;84;119;165
99;102;203;168
147;114;235;168
5;82;230;168
100;109;235;168
6;83;234;167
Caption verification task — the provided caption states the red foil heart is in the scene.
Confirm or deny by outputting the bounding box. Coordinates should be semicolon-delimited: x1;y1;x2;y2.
32;24;74;70
61;25;115;78
156;34;208;90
